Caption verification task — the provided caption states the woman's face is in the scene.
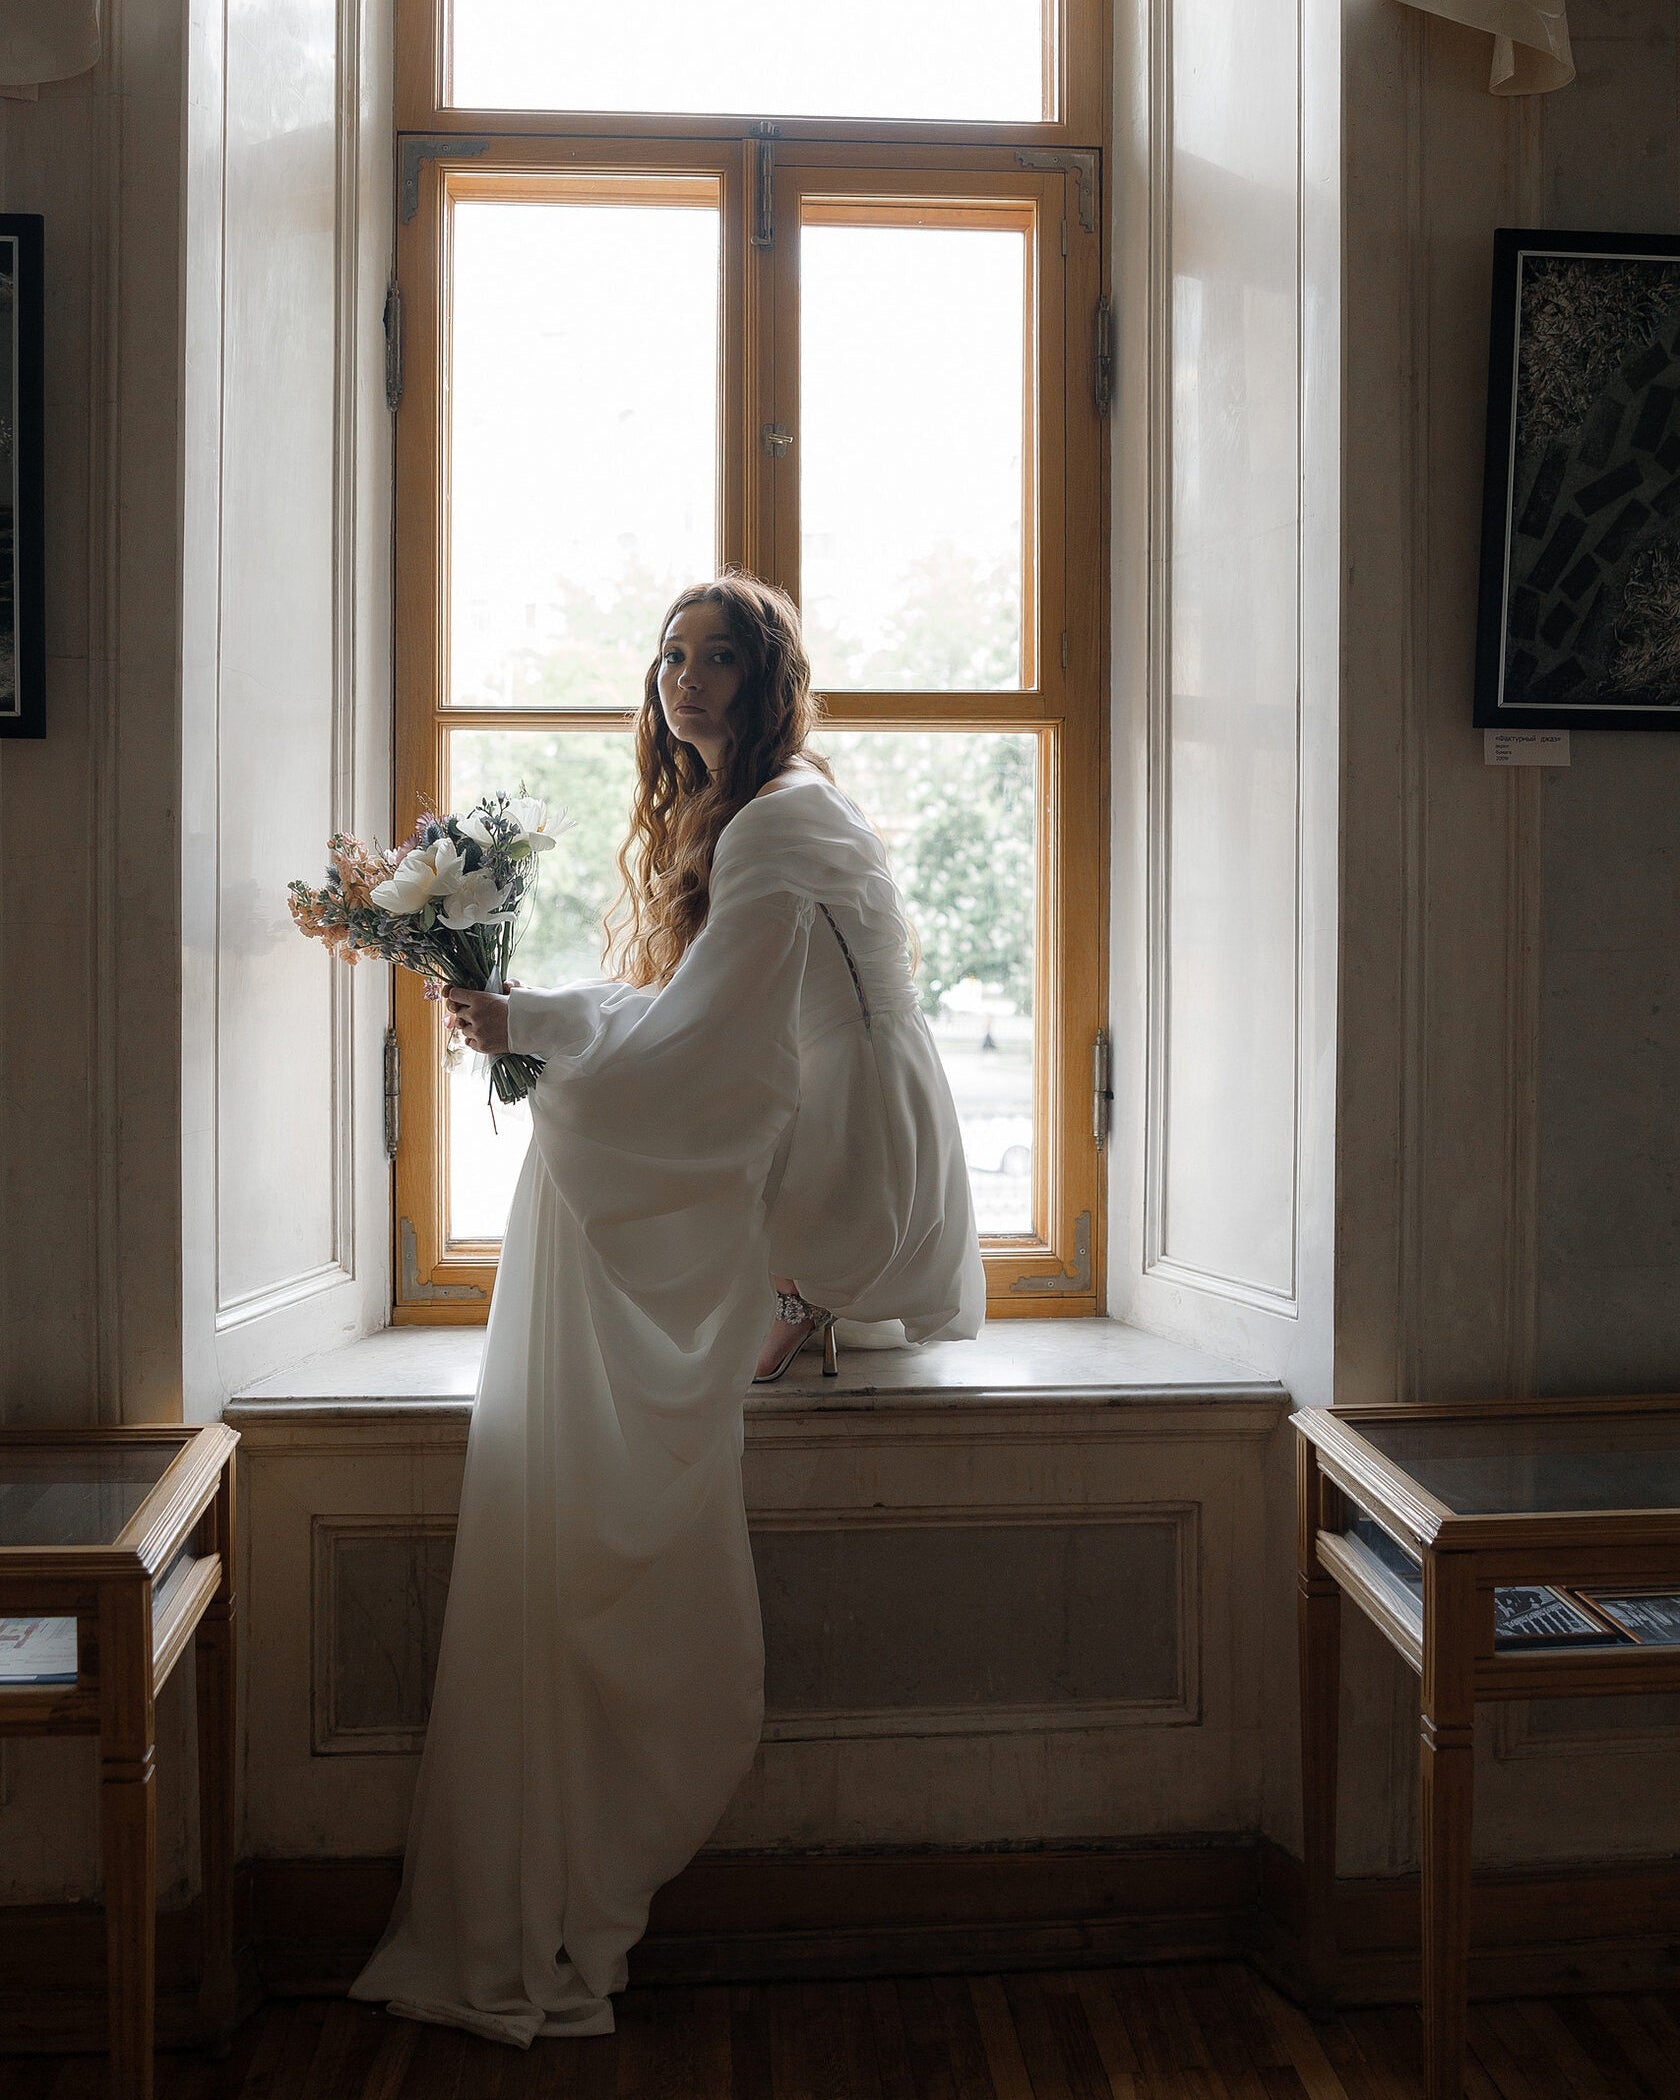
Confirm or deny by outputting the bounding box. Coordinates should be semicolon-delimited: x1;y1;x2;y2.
657;602;745;767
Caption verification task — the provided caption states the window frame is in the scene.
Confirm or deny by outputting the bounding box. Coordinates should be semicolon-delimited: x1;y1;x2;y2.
390;9;1110;1323
394;0;1109;149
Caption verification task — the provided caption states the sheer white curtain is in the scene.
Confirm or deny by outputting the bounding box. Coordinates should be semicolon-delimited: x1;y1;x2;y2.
0;0;99;89
1400;0;1573;93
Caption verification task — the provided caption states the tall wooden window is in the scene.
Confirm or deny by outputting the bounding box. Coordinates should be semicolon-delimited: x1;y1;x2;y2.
391;0;1110;1319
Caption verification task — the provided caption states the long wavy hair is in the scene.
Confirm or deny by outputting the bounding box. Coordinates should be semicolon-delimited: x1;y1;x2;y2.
603;574;831;988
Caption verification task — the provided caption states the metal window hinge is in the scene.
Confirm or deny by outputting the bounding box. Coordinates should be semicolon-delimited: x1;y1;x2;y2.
1009;1209;1093;1297
1014;147;1100;235
383;1027;401;1159
751;121;778;248
1093;295;1114;418
383;277;403;412
1092;1027;1113;1150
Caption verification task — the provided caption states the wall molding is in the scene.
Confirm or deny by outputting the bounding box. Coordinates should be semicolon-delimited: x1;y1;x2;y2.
753;1500;1201;1739
1144;1256;1300;1320
1139;0;1173;1299
299;1502;1205;1749
90;0;125;1423
1396;4;1430;1408
328;0;365;1297
215;1261;355;1334
1495;83;1546;1407
311;1513;456;1755
1492;1696;1680;1763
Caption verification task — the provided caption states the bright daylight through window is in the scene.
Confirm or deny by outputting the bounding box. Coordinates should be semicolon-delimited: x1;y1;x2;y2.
391;0;1107;1315
449;0;1048;121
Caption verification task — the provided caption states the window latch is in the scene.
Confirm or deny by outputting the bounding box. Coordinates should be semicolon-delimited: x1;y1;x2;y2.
1092;1027;1113;1150
751;122;777;248
761;422;793;458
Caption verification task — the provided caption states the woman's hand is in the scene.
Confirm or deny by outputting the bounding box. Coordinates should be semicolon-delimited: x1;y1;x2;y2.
446;987;512;1056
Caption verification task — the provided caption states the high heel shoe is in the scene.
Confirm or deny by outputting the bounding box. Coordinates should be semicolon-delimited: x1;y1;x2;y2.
753;1290;840;1384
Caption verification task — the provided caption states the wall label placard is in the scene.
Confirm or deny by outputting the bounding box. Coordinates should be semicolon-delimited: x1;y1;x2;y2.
1484;728;1571;766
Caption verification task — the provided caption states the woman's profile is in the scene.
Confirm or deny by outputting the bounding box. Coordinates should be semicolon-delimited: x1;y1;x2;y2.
350;573;985;2041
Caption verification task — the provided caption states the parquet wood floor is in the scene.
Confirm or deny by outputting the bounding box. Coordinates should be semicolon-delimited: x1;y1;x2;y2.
6;1964;1680;2099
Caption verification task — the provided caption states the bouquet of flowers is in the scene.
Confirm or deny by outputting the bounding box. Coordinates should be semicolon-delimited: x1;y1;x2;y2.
288;792;570;1108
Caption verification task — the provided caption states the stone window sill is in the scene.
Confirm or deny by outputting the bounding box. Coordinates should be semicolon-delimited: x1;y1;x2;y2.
223;1319;1288;1444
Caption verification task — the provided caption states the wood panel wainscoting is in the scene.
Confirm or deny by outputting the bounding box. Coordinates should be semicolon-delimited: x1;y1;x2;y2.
6;1839;1680;2055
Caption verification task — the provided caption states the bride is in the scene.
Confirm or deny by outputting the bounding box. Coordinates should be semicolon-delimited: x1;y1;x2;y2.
350;572;985;2042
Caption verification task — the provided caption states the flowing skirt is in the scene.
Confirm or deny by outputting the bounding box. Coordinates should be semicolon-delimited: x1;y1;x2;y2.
348;1144;770;2040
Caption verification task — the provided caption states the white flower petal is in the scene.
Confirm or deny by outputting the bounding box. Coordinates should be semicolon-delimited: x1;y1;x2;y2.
436;867;513;930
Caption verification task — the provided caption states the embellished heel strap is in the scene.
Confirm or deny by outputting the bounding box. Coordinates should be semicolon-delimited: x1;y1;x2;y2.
775;1289;830;1326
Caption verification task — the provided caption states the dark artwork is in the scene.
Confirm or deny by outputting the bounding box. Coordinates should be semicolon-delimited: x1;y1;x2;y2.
1475;229;1680;731
0;216;44;739
0;238;14;718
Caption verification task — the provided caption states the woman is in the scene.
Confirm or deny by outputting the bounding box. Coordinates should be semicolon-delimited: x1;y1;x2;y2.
350;574;984;2043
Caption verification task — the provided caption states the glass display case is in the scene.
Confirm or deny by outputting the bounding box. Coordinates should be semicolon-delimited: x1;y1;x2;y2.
1295;1398;1680;2100
0;1426;239;2100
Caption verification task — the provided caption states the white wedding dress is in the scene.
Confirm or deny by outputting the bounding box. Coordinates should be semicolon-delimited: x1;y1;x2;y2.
349;773;985;2042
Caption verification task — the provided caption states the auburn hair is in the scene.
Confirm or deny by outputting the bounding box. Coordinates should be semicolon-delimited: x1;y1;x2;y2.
603;574;831;988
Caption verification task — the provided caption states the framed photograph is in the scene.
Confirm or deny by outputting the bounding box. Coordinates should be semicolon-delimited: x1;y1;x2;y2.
0;1615;77;1685
1474;228;1680;731
1575;1589;1680;1646
1490;1583;1626;1650
0;215;44;740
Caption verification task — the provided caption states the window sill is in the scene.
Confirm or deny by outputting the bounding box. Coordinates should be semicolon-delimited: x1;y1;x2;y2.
223;1319;1288;1447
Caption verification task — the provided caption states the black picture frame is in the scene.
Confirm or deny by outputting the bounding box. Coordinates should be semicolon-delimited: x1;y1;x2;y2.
0;214;44;740
1474;227;1680;731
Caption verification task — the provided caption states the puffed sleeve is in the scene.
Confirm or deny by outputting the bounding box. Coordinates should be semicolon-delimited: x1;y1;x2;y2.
501;803;819;1322
506;884;810;1163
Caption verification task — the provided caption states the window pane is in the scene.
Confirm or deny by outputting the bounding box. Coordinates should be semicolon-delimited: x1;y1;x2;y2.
819;731;1037;1235
801;219;1028;691
445;729;638;1243
448;193;719;711
449;0;1047;123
